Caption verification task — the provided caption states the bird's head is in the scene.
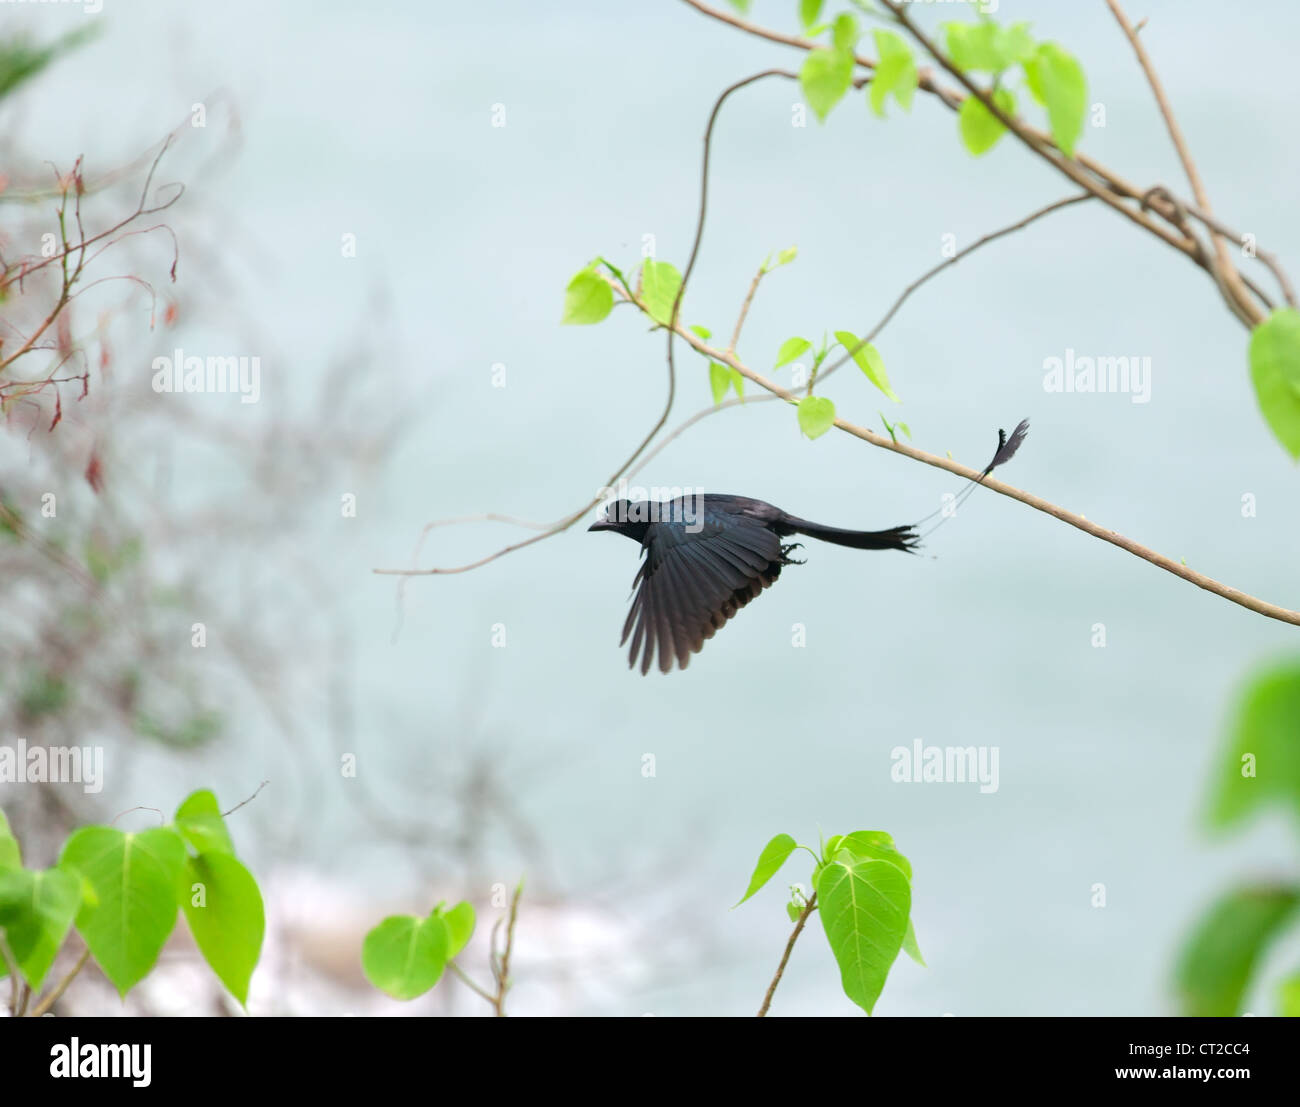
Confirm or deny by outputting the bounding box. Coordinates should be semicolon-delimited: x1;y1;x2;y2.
589;498;651;541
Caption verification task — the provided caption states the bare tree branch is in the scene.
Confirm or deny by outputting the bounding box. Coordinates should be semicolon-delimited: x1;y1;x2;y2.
1103;0;1257;319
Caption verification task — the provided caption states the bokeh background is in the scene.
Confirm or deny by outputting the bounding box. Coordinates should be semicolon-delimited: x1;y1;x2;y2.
3;0;1299;1015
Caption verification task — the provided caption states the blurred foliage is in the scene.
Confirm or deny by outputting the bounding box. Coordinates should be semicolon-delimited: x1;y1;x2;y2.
1248;309;1300;461
135;708;223;750
1208;660;1300;832
85;535;143;586
17;671;71;723
1176;886;1298;1017
0;27;97;104
1176;661;1300;1015
0;24;398;869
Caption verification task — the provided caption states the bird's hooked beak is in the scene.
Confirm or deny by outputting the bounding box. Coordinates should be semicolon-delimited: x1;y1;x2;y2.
588;518;613;532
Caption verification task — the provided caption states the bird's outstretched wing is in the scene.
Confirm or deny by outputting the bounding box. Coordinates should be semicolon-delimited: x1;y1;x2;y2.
621;516;786;675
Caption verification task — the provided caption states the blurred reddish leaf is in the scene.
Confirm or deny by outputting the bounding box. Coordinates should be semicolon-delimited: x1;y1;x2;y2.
99;314;112;371
84;451;104;493
56;309;73;359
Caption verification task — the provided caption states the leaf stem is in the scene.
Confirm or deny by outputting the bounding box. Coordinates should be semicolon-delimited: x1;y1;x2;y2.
758;892;817;1017
2;937;21;1016
490;879;524;1017
29;946;91;1017
448;961;496;1005
727;262;768;356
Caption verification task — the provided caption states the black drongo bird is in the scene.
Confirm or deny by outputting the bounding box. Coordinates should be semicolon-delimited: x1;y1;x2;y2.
590;495;918;674
590;421;1029;674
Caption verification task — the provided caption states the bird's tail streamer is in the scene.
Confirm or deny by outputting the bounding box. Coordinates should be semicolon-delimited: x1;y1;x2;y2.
912;418;1030;540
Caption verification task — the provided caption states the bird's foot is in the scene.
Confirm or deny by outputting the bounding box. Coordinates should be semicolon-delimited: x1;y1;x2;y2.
781;542;806;565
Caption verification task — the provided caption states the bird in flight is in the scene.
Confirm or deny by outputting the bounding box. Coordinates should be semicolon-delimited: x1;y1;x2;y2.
591;494;917;674
590;421;1028;674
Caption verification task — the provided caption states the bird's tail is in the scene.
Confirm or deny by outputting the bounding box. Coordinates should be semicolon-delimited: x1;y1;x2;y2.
911;417;1031;539
780;419;1029;555
785;519;921;553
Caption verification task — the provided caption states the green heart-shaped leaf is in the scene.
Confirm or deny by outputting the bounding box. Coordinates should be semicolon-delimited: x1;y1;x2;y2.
797;396;836;440
181;851;264;1006
60;826;186;997
362;914;450;1001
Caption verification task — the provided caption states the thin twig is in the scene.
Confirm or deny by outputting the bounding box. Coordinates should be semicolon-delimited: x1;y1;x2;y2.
375;513;583;576
492;880;524;1017
28;946;91;1018
2;937;20;1017
390;515;565;635
448;961;497;1005
819;193;1095;386
1168;198;1295;309
0;139;183;377
665;68;799;435
627;393;761;480
758;893;817;1017
108;805;166;827
1103;0;1256;320
221;780;269;818
728;263;768;355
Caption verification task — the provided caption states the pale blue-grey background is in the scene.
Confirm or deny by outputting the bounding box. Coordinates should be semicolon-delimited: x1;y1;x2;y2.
9;0;1300;1014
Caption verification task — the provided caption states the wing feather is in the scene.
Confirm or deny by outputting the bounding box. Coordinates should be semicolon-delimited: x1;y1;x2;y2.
619;519;786;673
